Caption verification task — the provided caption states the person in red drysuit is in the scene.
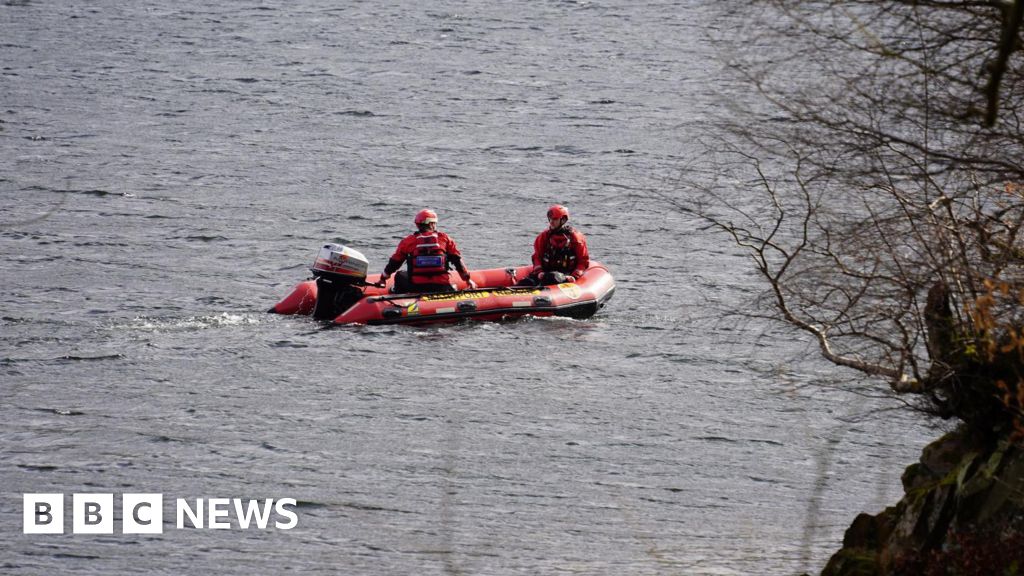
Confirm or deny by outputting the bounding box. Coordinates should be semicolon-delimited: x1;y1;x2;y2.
379;209;477;293
520;204;589;286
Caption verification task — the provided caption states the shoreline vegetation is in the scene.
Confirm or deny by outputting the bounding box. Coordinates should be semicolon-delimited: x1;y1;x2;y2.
684;2;1024;572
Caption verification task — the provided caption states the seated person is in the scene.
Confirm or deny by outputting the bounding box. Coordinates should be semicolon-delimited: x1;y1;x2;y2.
379;209;477;294
519;204;589;286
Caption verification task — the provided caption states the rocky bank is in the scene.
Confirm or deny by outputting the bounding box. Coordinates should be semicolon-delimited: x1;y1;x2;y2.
821;426;1024;575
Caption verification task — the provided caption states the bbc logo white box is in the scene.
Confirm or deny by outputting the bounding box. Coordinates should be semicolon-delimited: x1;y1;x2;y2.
123;494;163;534
73;493;114;534
23;494;64;534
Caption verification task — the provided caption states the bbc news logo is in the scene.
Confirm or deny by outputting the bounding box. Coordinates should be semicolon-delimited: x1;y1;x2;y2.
23;494;298;534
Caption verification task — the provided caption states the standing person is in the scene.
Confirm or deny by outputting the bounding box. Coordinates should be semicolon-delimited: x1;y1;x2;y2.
522;204;589;285
379;209;477;293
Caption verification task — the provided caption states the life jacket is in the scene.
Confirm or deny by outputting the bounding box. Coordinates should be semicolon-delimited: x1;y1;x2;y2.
541;226;579;272
407;232;448;278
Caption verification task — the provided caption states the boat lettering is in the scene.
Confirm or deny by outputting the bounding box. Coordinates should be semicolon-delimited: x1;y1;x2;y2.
420;291;486;302
558;283;582;300
419;288;541;302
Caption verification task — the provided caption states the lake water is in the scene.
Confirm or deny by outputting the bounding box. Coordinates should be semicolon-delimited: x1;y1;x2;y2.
1;1;939;574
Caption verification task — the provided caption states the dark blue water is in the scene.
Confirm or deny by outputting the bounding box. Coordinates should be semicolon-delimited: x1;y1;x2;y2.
1;2;939;574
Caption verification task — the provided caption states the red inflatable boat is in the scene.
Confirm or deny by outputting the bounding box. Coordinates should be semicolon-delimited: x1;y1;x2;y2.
270;244;615;325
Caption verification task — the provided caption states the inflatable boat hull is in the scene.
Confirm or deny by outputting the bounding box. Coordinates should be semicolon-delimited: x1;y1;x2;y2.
270;264;615;325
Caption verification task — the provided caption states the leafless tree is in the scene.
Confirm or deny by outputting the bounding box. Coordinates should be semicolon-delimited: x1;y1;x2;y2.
680;0;1024;432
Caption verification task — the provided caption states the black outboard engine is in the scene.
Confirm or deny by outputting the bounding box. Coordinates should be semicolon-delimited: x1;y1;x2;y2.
310;243;370;320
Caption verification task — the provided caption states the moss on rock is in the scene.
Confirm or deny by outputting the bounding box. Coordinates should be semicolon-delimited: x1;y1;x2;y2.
820;426;1024;575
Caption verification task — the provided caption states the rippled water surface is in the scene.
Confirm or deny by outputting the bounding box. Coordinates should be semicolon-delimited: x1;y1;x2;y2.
1;2;938;574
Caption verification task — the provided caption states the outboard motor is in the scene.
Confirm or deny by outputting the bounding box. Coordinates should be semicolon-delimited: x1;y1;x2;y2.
310;243;369;320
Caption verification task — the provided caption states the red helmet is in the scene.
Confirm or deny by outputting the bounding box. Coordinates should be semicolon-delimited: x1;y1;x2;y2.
414;209;438;225
547;204;569;220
